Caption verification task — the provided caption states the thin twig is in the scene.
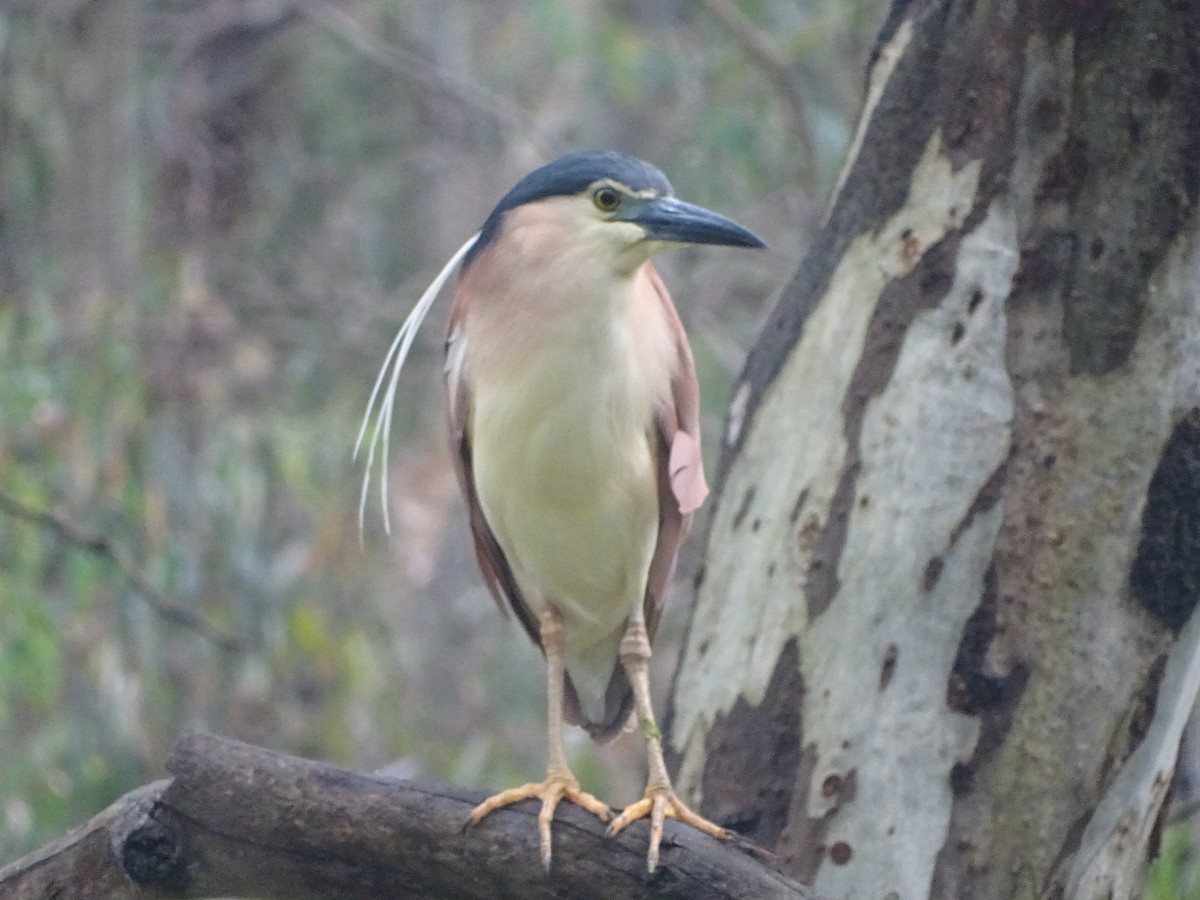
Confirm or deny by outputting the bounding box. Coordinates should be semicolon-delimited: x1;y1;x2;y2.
0;490;249;652
300;0;560;158
693;0;815;178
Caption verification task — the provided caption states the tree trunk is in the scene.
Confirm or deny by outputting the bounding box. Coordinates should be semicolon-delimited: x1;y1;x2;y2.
49;0;141;325
667;1;1200;899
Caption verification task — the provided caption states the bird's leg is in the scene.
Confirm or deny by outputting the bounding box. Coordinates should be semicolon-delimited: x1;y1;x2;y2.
467;606;610;870
607;618;731;872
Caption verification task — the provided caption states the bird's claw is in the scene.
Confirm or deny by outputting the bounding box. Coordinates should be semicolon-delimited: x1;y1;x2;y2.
608;787;731;873
468;775;611;872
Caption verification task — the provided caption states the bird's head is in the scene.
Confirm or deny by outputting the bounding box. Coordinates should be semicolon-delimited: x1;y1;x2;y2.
464;150;765;277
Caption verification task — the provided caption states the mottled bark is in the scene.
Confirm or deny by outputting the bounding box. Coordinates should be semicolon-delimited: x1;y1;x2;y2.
669;1;1200;899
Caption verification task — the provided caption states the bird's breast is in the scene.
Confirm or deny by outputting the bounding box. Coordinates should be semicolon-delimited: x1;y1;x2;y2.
466;273;674;637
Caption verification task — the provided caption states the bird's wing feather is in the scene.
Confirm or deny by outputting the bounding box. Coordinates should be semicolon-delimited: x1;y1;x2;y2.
576;264;708;742
643;263;708;638
444;261;706;744
445;289;542;650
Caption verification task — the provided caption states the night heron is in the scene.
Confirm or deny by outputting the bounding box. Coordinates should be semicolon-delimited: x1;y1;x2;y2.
358;150;764;872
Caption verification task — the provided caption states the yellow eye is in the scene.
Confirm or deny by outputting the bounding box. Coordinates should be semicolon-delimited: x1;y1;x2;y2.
592;187;621;213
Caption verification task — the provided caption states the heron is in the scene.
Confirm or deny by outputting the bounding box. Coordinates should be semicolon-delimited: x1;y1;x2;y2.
359;150;764;872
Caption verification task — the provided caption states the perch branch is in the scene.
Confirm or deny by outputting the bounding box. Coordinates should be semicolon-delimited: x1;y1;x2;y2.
0;732;815;900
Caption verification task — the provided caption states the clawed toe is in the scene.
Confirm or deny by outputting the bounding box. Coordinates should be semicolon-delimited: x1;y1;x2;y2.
608;787;730;872
467;775;611;871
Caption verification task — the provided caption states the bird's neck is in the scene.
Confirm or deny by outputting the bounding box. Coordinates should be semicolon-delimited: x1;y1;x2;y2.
465;260;668;392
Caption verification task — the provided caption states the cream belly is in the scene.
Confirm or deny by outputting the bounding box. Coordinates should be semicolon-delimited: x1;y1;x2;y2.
470;324;662;720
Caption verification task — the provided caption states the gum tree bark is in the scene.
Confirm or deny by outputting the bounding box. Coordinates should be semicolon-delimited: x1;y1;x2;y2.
668;1;1200;899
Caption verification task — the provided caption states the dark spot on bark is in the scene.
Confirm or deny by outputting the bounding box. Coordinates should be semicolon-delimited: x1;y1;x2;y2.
945;88;978;149
842;768;857;802
946;565;1030;797
731;486;756;530
829;841;853;865
1043;453;1057;468
697;639;709;657
1130;409;1200;631
951;321;966;345
1127;653;1167;758
967;288;984;314
776;743;827;883
1032;94;1064;133
805;477;854;619
767;562;776;579
1127;113;1144;146
949;761;974;796
924;556;945;592
1036;135;1090;204
1040;0;1116;40
1147;67;1171;100
789;488;810;524
919;260;954;296
797;513;821;555
1089;236;1105;259
751;518;762;533
948;458;1011;549
1010;229;1077;301
947;565;1007;715
1149;782;1172;861
821;773;842;797
879;644;898;691
697;639;803;849
121;819;187;890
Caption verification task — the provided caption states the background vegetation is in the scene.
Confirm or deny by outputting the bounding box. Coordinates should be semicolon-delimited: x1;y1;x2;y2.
0;0;1194;892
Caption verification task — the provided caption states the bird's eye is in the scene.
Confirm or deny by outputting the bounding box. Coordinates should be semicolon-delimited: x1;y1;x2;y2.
592;187;621;213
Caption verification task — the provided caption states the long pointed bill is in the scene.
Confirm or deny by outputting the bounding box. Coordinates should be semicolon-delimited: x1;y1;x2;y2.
627;196;765;249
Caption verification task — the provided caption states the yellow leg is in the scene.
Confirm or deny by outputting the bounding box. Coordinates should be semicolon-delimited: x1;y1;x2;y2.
607;619;731;872
467;607;610;870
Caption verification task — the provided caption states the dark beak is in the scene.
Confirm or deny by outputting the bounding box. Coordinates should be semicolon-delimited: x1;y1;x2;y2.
628;196;766;249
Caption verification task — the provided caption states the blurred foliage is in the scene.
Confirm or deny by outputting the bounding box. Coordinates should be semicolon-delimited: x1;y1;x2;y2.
0;0;886;860
1145;819;1200;900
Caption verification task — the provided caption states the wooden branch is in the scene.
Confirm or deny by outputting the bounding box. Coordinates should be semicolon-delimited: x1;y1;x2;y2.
0;732;815;900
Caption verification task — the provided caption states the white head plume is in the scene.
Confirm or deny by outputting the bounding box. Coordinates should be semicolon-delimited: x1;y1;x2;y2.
355;232;480;535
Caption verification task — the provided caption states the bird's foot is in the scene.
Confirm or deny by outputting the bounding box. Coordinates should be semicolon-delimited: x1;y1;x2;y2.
608;785;731;873
467;773;611;871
